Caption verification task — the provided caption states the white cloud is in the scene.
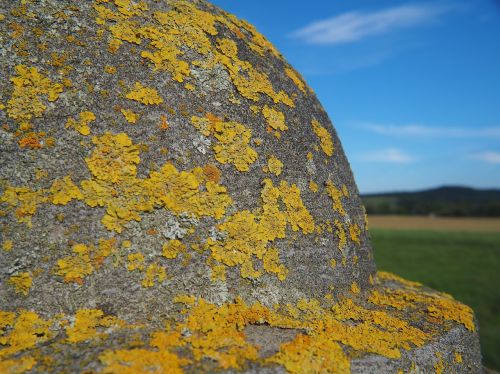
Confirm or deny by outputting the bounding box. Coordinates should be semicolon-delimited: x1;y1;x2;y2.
291;4;452;45
359;123;500;138
360;148;416;163
470;151;500;164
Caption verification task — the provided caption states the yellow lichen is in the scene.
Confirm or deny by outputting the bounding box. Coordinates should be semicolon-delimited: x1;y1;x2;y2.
125;82;163;105
351;281;360;295
127;252;145;271
262;105;287;132
142;263;166;288
0;310;51;359
311;118;334;157
50;176;84;205
267;334;350;374
120;108;139;124
192;115;258;172
162;239;185;259
369;273;475;331
334;219;347;252
6;65;63;130
2;240;13;252
325;180;346;216
66;309;124;343
349;223;361;245
55;239;117;284
265;155;283;176
65;111;96;136
7;272;32;296
285;67;306;93
309;180;318;192
278;181;315;234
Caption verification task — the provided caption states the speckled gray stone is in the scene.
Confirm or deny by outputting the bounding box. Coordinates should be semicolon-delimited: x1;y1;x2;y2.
0;1;482;373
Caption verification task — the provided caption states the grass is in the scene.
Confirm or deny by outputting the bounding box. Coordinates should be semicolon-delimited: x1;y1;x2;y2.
370;228;500;370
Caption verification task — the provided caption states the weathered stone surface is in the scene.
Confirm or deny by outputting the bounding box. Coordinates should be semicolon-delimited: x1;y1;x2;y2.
0;0;482;373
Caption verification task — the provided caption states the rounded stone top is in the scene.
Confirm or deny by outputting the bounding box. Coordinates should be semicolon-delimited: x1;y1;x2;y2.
1;0;373;311
0;1;481;373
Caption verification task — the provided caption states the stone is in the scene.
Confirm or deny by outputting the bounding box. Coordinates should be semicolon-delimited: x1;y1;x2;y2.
0;0;482;373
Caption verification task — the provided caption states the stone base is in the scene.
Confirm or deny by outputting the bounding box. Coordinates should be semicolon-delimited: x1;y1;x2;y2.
0;272;482;373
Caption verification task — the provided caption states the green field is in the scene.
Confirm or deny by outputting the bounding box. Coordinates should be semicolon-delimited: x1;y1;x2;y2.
370;229;500;370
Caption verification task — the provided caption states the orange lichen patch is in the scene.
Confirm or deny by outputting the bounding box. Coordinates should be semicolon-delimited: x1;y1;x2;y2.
162;239;185;259
311;118;334;157
325;180;346;216
55;239;117;284
369;274;475;331
159;114;168;130
6;65;63;129
191;115;258;172
17;132;42;149
65;111;96;136
454;352;463;363
262;105;287;133
349;223;361;245
127;252;145;271
125;82;163;105
267;334;349;374
202;164;221;183
2;240;13;252
66;309;125;343
141;263;166;288
0;310;51;359
49;176;84;205
264;155;283;176
120;108;139;124
284;67;306;94
7;272;32;296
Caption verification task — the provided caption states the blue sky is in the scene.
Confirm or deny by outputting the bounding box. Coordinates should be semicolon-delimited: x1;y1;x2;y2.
211;0;500;193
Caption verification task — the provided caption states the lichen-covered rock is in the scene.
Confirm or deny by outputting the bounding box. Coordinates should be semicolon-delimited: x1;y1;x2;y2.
0;1;482;373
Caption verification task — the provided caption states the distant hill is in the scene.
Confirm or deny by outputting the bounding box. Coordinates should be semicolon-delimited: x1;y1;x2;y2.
361;186;500;217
